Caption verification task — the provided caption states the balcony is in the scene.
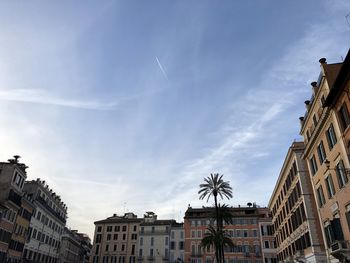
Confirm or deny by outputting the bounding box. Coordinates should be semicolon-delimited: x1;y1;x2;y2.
140;230;170;235
147;256;155;261
330;240;350;261
190;253;202;258
36;196;66;224
8;189;21;207
137;256;143;261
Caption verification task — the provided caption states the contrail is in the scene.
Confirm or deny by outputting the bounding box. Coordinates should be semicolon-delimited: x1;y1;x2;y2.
155;56;169;80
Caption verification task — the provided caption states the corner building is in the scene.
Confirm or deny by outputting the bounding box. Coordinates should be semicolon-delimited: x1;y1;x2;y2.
184;206;276;263
268;142;326;262
300;56;350;262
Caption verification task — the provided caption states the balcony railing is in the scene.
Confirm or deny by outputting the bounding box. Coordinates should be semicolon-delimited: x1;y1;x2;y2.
36;196;66;224
8;189;21;207
140;230;170;235
147;256;155;261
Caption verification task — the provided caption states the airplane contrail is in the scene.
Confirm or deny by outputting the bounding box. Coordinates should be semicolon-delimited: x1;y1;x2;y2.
155;56;169;80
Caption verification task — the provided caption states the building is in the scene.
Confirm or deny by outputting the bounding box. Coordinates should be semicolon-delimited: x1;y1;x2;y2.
169;222;184;263
323;49;350;262
91;212;143;263
184;205;276;263
59;227;83;263
138;212;175;263
259;215;277;263
75;232;92;263
0;156;28;263
8;193;35;263
300;56;350;262
268;142;326;262
22;179;68;263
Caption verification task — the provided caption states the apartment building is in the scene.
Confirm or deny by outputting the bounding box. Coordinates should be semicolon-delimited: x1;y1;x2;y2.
259;217;277;263
0;156;28;263
138;212;175;263
268;142;326;262
169;223;184;263
22;179;68;263
184;205;276;263
300;56;350;262
91;212;143;263
59;227;83;263
7;193;34;262
323;49;350;262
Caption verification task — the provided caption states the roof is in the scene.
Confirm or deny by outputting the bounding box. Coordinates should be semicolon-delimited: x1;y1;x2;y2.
324;49;350;107
184;206;264;218
94;218;143;224
323;63;343;89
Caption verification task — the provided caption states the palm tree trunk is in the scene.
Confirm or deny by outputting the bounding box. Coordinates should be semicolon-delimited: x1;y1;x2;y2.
214;195;222;263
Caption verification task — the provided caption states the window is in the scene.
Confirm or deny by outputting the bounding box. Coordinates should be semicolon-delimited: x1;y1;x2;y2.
151;237;154;246
336;160;348;188
140;227;144;234
107;234;111;241
326;124;337;150
264;241;269;249
197;230;202;238
179;241;184;250
165;236;169;245
107;226;112;232
150;249;154;257
317;141;327;163
316;185;326;208
122;244;125;251
123;233;126;240
133;225;137;232
116;226;120;232
313;114;318;127
122;225;127;232
140;237;143;245
346;205;350;233
114;234;118;240
338;103;350;131
310;155;318;175
105;244;109;252
171;231;175;239
151;226;155;233
325;175;336;198
191;230;196;238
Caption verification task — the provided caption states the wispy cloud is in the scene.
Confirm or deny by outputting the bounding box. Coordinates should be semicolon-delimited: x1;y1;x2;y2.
0;89;120;110
155;56;169;80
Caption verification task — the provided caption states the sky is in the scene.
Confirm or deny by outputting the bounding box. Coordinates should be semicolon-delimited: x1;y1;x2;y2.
0;0;350;239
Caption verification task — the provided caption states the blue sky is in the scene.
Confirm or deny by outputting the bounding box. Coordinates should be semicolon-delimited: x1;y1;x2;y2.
0;0;349;238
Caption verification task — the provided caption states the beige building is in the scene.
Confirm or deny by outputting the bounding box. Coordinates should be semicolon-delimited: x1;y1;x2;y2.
138;212;175;263
91;212;143;263
169;222;184;263
0;155;28;262
268;142;326;262
300;56;350;262
322;49;350;262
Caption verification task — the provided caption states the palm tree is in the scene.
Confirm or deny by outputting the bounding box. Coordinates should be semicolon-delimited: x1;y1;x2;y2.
198;173;233;263
200;225;234;263
198;173;232;229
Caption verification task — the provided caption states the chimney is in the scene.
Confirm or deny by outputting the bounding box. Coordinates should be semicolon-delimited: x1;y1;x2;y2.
304;100;310;110
319;58;327;64
311;81;318;95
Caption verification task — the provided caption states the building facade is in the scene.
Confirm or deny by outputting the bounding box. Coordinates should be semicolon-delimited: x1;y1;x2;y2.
300;56;350;262
59;227;83;263
91;212;143;263
169;223;184;263
259;217;277;263
323;49;350;262
0;156;28;263
138;212;175;263
268;142;326;262
184;206;276;263
22;179;68;263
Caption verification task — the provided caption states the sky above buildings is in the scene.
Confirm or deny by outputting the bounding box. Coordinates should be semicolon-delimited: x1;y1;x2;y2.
0;0;350;238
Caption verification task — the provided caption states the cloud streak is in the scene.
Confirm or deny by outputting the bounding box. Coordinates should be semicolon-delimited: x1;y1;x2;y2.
155;56;169;80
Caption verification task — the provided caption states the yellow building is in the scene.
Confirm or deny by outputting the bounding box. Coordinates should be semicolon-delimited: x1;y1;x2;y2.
300;56;350;262
7;194;34;262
